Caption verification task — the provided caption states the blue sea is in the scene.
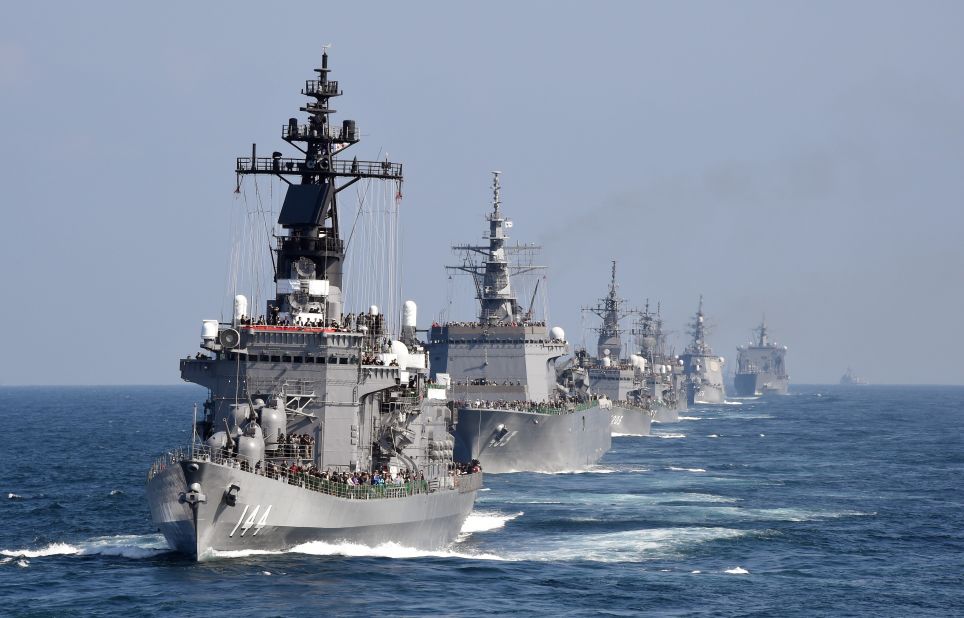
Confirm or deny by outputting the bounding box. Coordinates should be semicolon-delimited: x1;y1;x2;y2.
1;385;962;616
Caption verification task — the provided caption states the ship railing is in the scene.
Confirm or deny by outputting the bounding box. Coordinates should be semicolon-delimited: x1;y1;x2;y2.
282;123;357;142
236;156;402;179
303;80;340;96
148;443;481;500
455;399;599;416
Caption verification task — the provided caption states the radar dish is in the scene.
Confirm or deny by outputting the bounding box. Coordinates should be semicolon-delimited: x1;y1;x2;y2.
220;328;241;349
294;257;316;278
288;290;310;312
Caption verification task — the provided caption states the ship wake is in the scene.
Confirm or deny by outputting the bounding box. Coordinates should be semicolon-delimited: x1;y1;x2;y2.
0;534;171;561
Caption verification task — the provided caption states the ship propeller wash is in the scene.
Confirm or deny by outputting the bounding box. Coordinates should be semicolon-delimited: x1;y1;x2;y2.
146;52;481;560
427;173;612;473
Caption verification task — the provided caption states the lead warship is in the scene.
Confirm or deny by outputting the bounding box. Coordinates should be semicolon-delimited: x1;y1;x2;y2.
582;262;653;436
146;52;481;560
680;296;726;405
734;318;789;396
427;173;612;473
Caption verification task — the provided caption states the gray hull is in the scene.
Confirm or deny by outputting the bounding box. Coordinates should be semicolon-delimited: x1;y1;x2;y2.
734;373;789;396
689;383;726;405
611;405;652;436
652;405;680;424
453;403;612;473
147;458;480;560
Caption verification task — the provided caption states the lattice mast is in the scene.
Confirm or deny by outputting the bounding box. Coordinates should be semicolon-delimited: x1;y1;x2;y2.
234;49;402;323
686;295;713;355
582;260;635;360
447;172;544;324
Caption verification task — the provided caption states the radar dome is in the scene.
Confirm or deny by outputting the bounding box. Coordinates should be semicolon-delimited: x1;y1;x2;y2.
234;295;248;322
402;300;417;328
549;326;565;341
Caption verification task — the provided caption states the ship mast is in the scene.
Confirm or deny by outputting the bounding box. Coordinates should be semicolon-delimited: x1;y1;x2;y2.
583;260;634;360
755;315;769;347
447;172;544;324
687;295;712;355
234;49;402;323
632;298;663;362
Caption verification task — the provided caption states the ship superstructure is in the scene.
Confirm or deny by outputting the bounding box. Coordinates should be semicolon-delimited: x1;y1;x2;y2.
734;318;789;396
427;173;611;472
146;52;480;560
680;296;726;405
582;262;653;435
632;301;688;422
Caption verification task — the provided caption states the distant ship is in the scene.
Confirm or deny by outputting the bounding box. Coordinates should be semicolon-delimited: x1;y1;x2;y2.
583;261;654;436
733;318;789;396
427;173;611;473
146;52;480;560
680;296;726;405
840;368;869;385
633;302;688;422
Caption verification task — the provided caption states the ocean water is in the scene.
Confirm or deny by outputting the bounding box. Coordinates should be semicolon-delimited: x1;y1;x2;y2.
1;385;962;616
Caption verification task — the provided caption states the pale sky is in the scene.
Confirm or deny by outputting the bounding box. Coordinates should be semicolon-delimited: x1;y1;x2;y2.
1;1;962;385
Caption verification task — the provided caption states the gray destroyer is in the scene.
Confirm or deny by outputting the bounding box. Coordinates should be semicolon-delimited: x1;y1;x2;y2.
427;173;612;473
734;318;789;396
582;262;653;436
633;302;688;423
680;297;726;405
146;52;481;560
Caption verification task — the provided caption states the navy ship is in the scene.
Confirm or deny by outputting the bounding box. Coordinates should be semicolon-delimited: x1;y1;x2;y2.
427;173;612;473
680;296;726;405
583;262;653;436
734;318;789;396
633;302;687;422
146;52;481;560
840;368;869;385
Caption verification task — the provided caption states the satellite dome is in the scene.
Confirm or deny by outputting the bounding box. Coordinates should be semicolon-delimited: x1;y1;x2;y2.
549;326;565;341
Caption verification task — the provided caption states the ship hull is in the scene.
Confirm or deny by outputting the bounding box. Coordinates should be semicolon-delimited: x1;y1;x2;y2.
688;383;726;405
452;403;612;473
611;405;652;436
146;459;479;560
733;373;789;396
652;405;680;423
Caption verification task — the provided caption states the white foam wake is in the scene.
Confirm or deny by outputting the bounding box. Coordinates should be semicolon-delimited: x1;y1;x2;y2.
721;400;744;406
529;467;619;475
651;432;686;439
287;540;505;561
678;416;702;421
460;511;523;534
725;566;749;574
0;534;170;560
668;467;707;473
508;527;749;563
612;432;649;437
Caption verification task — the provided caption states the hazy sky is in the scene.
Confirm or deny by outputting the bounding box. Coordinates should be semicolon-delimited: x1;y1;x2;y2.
1;1;962;385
